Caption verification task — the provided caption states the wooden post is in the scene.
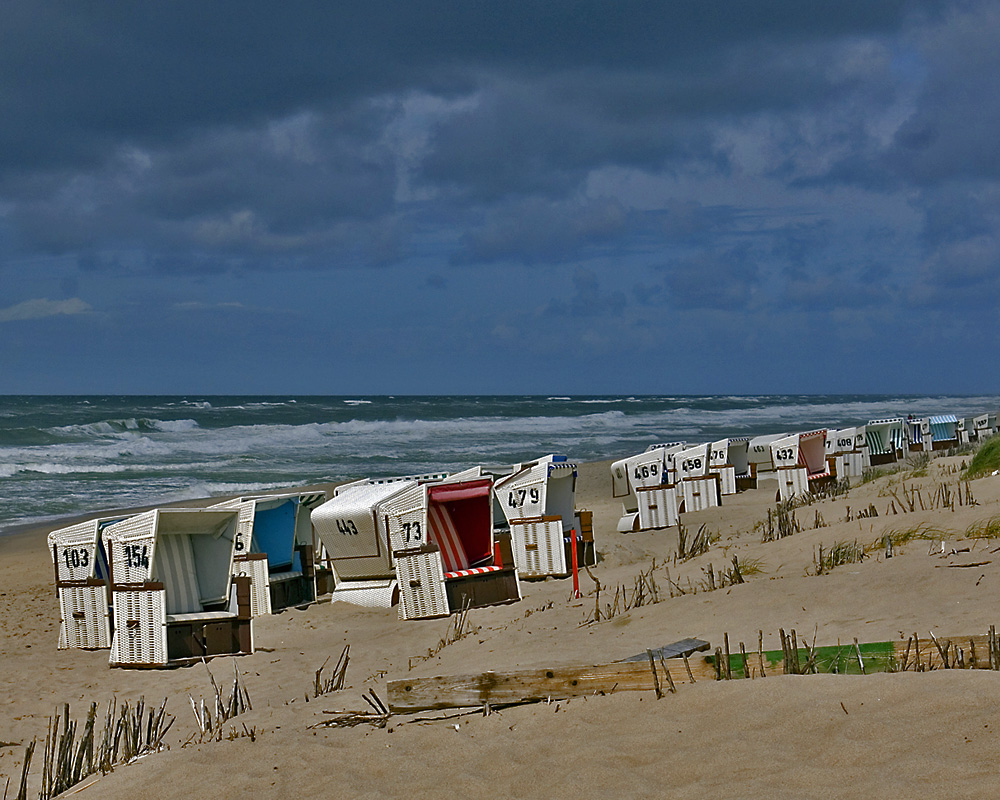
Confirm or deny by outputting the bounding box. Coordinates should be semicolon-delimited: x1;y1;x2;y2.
646;650;662;699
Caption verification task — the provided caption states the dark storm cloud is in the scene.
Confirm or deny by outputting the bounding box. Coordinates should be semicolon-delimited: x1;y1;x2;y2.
7;0;1000;395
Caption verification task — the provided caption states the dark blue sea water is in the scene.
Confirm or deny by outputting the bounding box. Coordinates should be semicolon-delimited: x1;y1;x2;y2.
1;394;997;532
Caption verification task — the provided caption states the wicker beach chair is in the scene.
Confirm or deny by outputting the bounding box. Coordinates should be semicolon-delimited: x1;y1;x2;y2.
771;429;833;502
866;418;905;465
210;492;326;617
493;455;593;578
825;426;869;479
611;443;685;532
48;516;126;650
102;508;251;668
906;418;931;453
927;415;959;451
675;443;721;513
312;479;425;608
383;475;521;621
710;437;755;494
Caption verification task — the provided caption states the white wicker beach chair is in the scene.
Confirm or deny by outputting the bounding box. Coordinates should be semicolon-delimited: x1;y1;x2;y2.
675;443;721;513
610;443;685;532
210;492;326;617
771;429;832;502
383;475;521;621
825;426;869;479
47;516;126;650
709;437;755;495
493;455;592;578
102;508;251;668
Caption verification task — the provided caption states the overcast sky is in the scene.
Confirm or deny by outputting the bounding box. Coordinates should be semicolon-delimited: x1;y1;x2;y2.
1;1;997;394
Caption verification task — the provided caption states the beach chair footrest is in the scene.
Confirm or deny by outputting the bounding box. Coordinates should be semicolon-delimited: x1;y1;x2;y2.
445;569;520;611
165;615;252;661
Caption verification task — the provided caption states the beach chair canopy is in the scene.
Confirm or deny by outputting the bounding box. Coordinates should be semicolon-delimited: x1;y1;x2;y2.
748;433;787;471
383;477;495;573
48;516;121;584
675;442;711;480
866;418;905;454
494;455;577;529
612;442;685;497
710;437;751;477
928;414;958;443
313;480;417;581
826;427;861;457
211;491;326;571
771;429;828;476
103;509;238;616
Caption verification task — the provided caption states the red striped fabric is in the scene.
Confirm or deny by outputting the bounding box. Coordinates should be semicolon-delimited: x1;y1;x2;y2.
444;565;501;579
428;503;469;572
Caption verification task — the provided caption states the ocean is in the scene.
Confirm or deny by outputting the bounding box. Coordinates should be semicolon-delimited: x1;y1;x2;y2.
2;394;998;533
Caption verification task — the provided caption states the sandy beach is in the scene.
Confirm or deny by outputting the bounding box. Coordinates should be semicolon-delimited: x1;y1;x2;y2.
4;454;1000;798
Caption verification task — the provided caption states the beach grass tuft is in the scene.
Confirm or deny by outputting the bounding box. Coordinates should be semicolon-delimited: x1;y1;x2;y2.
965;436;1000;479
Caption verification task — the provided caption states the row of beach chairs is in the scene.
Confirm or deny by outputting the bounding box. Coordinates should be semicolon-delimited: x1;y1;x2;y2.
612;411;998;532
48;455;594;667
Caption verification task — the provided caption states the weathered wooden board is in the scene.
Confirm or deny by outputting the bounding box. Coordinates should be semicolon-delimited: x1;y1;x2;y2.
387;658;714;712
387;633;997;712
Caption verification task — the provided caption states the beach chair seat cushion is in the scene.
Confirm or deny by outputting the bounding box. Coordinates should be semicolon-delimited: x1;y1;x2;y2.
156;534;203;615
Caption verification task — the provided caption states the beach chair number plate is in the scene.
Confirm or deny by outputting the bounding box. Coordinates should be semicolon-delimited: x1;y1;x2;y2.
235;534;245;552
774;448;795;462
124;544;150;569
401;521;422;543
507;488;540;508
335;519;360;536
681;458;702;472
634;464;659;480
62;547;90;570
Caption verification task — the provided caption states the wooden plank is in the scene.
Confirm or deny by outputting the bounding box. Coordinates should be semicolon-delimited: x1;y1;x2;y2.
388;634;995;712
387;658;717;711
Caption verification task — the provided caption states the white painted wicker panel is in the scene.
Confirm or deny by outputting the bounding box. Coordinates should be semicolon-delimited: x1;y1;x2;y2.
383;484;429;553
716;466;737;496
495;465;546;524
676;443;711;481
776;467;809;502
58;585;111;649
681;476;720;513
313;482;407;579
623;450;667;490
836;452;867;479
396;551;448;620
234;558;272;617
636;486;678;530
49;520;101;583
770;435;800;471
103;512;158;584
209;498;256;555
330;579;398;608
511;519;567;577
110;589;167;667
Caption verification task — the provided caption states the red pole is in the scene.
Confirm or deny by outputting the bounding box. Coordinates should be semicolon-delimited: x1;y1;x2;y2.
570;527;580;599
